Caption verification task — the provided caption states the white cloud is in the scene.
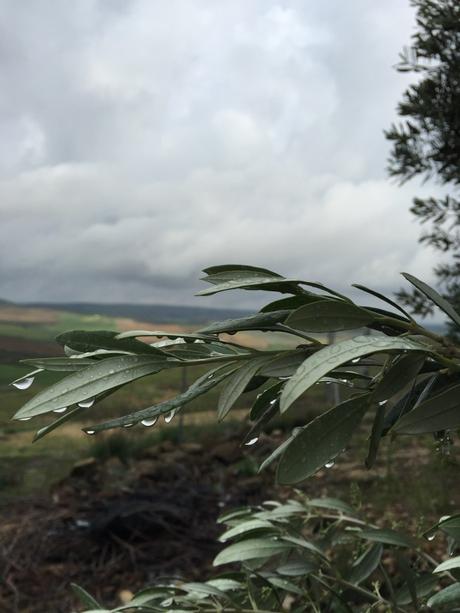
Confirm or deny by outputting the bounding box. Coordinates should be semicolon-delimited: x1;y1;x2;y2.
0;0;443;311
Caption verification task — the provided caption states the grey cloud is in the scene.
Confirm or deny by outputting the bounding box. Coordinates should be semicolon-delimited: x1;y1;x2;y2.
0;0;441;311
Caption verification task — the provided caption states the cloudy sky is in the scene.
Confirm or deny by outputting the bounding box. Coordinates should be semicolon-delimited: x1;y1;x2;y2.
0;0;442;309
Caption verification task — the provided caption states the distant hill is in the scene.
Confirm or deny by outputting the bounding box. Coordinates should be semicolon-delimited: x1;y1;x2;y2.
24;302;251;325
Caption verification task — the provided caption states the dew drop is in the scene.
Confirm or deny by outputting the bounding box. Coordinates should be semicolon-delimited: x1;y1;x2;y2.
53;407;67;414
245;437;259;446
78;398;95;408
12;377;35;390
164;409;176;424
426;532;436;542
324;460;335;469
19;417;32;421
351;358;360;364
85;430;96;436
141;417;158;427
123;423;134;428
378;400;388;406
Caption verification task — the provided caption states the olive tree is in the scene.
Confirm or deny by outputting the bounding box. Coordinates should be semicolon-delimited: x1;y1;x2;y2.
11;265;460;610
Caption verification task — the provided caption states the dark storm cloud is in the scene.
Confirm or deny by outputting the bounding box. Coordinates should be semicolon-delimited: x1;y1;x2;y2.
0;0;441;307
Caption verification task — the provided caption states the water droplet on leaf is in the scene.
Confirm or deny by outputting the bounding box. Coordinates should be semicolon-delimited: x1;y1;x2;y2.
164;410;176;424
245;437;259;446
12;377;35;390
78;398;95;408
324;460;335;469
85;430;96;436
141;417;157;427
53;407;67;414
19;417;32;421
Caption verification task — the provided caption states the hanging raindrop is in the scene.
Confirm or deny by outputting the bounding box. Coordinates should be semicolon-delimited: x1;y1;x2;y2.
123;423;134;428
12;377;35;390
141;417;158;427
245;436;259;446
78;398;95;408
378;400;388;406
164;410;176;424
425;531;436;542
53;407;67;414
351;358;360;364
324;459;335;469
85;430;96;436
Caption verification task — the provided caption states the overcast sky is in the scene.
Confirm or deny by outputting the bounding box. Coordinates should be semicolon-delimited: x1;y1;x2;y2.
0;0;442;309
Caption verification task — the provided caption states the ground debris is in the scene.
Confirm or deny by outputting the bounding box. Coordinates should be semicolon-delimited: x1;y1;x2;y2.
0;434;278;613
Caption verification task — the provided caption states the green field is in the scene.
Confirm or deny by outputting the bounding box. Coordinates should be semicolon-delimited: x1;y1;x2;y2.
0;303;330;498
0;311;119;342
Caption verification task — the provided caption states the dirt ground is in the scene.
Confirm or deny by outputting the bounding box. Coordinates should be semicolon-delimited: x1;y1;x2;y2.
0;430;458;613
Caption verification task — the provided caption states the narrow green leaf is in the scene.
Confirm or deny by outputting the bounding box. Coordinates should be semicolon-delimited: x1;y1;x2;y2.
250;382;284;421
438;514;460;541
70;583;102;608
373;353;426;402
402;272;460;328
56;329;168;356
197;277;303;296
265;576;304;595
353;528;417;548
427;583;460;608
86;364;239;433
260;295;326;313
434;556;460;573
280;335;428;413
180;582;232;601
33;406;84;442
352;283;413;321
206;579;243;591
286;301;379;333
198;310;291;334
276;560;318;576
14;355;176;420
33;385;127;442
213;538;291;566
218;355;275;421
280;535;326;558
349;543;383;585
396;552;419;609
217;508;252;524
218;519;275;542
395;574;438;606
277;395;370;484
116;330;215;341
258;429;301;473
260;350;314;378
202;264;283;278
365;402;387;469
21;357;98;372
394;383;460;433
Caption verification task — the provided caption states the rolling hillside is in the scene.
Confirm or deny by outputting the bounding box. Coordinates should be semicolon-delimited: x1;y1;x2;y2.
24;302;250;325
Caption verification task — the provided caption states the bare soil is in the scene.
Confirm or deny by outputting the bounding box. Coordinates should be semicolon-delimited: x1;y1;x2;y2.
0;431;458;613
